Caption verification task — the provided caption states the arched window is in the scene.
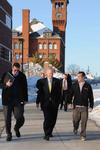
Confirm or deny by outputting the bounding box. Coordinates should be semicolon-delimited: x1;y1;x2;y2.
53;43;57;49
61;2;64;8
55;2;59;9
38;43;43;49
49;43;53;50
15;53;19;60
43;43;47;49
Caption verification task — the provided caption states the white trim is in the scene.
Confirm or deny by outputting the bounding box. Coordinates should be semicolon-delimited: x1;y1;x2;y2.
0;5;12;19
0;43;12;52
0;56;12;63
0;20;12;30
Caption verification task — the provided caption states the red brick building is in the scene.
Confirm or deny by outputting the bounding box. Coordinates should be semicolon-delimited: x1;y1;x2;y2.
0;0;12;77
12;0;69;72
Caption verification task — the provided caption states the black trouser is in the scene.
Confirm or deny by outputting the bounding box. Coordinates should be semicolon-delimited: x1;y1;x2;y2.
60;90;69;110
3;102;25;135
73;107;88;137
42;103;58;137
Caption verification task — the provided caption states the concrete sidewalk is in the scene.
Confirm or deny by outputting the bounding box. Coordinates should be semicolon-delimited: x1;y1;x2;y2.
0;103;100;150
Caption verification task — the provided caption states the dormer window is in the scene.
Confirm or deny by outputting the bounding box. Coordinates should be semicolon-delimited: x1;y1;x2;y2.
43;31;52;38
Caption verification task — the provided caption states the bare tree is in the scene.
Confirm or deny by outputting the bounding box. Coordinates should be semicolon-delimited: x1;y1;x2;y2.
67;64;80;76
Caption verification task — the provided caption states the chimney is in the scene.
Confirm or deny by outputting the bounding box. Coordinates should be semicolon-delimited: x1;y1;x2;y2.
22;9;30;63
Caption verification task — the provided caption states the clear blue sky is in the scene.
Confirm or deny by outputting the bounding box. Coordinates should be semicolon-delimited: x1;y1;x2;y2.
8;0;100;76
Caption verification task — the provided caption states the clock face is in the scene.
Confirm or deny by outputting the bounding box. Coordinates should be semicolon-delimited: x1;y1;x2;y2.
56;12;63;19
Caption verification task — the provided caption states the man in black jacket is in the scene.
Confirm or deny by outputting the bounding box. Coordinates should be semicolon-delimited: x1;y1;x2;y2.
69;71;94;141
1;63;28;141
36;68;61;141
60;73;72;111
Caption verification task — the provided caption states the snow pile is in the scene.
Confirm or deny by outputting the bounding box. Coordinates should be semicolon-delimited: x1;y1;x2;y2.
89;89;100;126
27;76;40;103
86;73;94;80
53;72;63;79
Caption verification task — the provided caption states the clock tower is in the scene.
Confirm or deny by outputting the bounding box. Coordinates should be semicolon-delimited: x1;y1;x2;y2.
51;0;69;43
51;0;69;72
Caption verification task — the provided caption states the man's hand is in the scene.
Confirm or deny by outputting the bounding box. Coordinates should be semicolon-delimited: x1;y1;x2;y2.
6;80;13;87
88;108;93;112
68;104;73;109
21;101;27;105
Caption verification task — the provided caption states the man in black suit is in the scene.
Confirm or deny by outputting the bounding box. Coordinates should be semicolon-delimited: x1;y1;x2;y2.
1;63;28;141
69;71;94;141
60;73;72;111
36;68;61;140
36;72;46;110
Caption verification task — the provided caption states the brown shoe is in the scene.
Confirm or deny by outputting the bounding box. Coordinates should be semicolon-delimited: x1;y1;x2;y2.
80;136;86;141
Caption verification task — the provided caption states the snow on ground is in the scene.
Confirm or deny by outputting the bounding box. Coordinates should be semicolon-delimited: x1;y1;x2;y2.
27;76;40;103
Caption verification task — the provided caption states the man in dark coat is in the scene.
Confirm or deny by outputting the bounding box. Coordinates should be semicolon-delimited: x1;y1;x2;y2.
36;72;46;110
1;63;28;141
60;73;72;111
69;71;94;141
36;68;61;141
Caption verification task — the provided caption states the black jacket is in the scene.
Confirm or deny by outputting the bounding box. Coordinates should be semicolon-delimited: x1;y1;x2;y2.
61;74;72;91
36;77;61;108
1;71;28;105
69;81;94;108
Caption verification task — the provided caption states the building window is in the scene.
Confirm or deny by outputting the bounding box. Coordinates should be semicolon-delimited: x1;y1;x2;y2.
55;2;64;9
38;43;43;49
61;2;64;8
19;54;22;59
49;43;53;50
14;43;19;49
55;2;59;8
12;43;14;49
38;54;43;58
0;46;10;61
43;54;47;58
43;43;47;49
6;15;12;29
15;53;19;60
53;43;57;49
19;42;22;50
49;53;55;59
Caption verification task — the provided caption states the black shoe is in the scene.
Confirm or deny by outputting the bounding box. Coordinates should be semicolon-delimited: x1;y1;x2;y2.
64;108;67;111
50;134;53;137
73;129;78;135
43;136;49;141
14;127;21;137
64;105;67;111
6;134;12;141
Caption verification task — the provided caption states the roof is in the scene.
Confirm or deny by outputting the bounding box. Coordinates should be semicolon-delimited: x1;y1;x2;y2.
14;18;60;38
